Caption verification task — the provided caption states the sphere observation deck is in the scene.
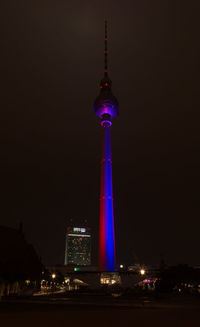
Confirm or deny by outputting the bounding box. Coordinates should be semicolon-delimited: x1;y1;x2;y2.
94;76;119;122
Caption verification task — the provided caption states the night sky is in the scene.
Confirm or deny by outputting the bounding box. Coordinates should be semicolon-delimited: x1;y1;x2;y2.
1;0;200;266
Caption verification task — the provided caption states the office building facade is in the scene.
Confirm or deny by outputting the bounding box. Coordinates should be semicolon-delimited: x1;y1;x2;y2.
64;226;91;266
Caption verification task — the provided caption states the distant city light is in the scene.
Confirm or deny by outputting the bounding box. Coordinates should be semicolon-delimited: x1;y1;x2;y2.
52;273;56;279
120;264;124;268
140;269;145;275
74;267;80;272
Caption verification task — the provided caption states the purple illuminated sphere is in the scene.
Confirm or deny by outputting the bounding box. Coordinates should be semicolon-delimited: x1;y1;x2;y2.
94;77;119;120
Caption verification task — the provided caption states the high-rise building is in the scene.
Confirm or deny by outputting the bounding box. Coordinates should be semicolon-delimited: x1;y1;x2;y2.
94;20;119;271
64;226;91;266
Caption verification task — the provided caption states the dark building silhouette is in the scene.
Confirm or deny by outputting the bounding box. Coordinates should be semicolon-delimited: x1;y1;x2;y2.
0;225;43;282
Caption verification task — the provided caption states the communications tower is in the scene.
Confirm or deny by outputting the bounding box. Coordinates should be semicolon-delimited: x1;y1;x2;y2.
94;20;119;271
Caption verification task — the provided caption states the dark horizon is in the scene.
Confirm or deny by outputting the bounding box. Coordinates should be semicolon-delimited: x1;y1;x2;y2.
1;0;200;266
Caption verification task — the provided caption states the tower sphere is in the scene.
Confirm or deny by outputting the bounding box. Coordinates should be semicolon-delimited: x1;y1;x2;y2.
94;76;119;121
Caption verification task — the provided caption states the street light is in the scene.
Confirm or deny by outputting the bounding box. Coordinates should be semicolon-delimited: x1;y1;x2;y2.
140;269;145;276
52;273;56;279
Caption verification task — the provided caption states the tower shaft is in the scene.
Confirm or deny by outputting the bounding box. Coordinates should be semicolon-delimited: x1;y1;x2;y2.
99;123;115;271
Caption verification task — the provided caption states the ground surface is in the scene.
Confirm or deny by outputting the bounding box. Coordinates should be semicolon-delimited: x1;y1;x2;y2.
0;294;200;327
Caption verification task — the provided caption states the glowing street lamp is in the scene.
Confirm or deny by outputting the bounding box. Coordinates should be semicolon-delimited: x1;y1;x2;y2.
52;273;56;279
140;269;145;276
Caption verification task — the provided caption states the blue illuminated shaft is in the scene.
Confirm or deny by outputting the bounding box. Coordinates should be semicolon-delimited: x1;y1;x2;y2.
99;124;115;271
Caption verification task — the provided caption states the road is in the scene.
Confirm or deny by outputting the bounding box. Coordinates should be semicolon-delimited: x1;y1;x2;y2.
0;294;200;327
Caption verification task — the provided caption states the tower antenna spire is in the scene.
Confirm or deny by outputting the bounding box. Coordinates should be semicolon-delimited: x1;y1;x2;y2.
104;18;108;77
